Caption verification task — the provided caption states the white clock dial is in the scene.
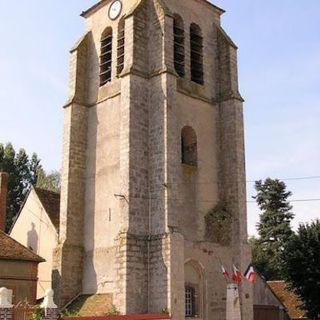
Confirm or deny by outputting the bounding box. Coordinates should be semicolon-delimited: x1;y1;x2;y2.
109;0;122;20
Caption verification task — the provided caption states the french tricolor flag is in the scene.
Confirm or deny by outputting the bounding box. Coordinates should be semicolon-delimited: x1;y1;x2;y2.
221;265;230;279
244;264;256;282
232;265;242;283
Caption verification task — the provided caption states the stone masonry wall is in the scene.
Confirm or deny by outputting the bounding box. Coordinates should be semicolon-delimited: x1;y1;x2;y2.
58;1;254;319
148;234;170;313
216;25;253;319
132;1;149;76
127;74;150;236
53;103;88;307
53;30;90;306
113;232;149;314
125;235;149;314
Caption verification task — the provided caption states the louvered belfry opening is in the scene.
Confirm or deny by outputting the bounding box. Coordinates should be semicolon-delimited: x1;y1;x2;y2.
117;19;125;76
190;23;204;85
173;15;185;77
100;27;113;86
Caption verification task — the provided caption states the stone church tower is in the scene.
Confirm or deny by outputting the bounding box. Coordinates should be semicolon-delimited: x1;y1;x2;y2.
53;0;253;319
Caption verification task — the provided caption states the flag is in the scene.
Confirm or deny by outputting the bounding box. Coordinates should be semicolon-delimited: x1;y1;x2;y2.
221;265;230;279
244;264;256;282
232;265;242;283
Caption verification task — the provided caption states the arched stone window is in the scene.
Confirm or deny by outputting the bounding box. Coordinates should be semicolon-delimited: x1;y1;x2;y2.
181;126;197;166
100;27;113;86
185;260;205;318
190;23;204;85
173;14;185;77
117;18;125;76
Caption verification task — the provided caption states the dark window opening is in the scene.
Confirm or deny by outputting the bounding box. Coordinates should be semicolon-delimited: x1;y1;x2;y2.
117;19;125;76
174;15;185;77
185;286;196;317
181;126;197;166
100;28;113;86
190;23;204;85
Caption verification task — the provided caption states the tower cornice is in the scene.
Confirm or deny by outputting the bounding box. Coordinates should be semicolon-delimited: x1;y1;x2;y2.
81;0;225;19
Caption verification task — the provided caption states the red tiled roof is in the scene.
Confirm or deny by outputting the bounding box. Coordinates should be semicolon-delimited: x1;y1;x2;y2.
34;188;60;230
268;281;306;319
0;230;45;262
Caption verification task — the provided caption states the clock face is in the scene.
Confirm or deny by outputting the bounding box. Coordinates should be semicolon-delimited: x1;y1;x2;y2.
109;0;122;20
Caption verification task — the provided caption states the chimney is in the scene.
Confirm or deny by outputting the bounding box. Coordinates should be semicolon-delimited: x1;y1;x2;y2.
0;172;9;231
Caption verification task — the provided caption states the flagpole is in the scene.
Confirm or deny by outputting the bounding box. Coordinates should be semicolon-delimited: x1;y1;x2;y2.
213;250;231;285
218;258;229;284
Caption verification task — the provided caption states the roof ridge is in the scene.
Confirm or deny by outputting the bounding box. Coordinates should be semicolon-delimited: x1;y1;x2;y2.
33;187;60;231
8;188;32;234
0;230;45;262
34;187;60;195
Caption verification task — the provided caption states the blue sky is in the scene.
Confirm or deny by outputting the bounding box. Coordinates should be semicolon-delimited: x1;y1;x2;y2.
0;1;319;236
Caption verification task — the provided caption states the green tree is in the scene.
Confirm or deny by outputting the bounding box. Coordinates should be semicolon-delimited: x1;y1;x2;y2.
251;178;294;280
36;168;60;193
281;220;320;319
0;143;42;231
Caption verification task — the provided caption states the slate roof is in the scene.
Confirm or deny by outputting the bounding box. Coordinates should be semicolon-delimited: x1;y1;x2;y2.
268;281;307;319
34;188;60;231
0;230;45;262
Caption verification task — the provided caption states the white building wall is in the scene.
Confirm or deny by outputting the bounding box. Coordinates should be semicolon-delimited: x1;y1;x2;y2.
10;189;58;299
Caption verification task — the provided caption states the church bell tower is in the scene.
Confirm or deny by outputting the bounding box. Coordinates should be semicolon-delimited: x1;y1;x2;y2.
53;0;253;319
